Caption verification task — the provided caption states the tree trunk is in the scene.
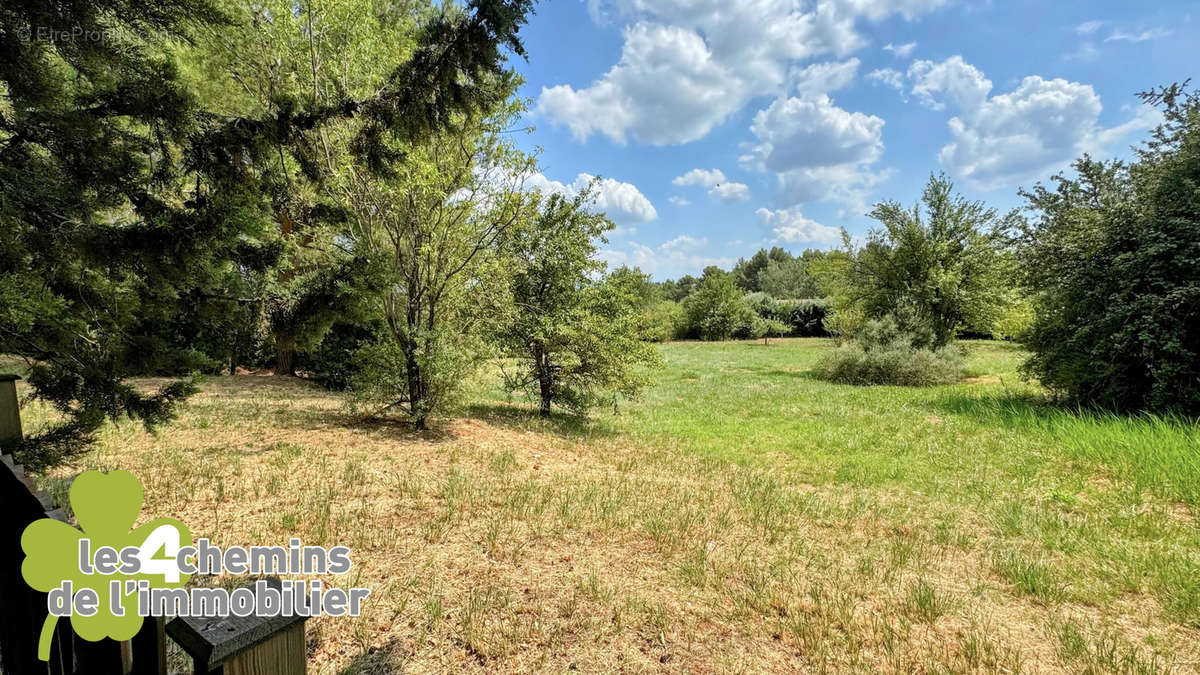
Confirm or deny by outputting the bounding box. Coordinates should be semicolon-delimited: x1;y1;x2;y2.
536;347;552;417
274;333;297;377
538;382;552;417
403;341;427;430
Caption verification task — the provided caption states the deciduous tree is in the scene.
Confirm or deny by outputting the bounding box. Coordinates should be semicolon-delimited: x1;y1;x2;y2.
497;190;660;415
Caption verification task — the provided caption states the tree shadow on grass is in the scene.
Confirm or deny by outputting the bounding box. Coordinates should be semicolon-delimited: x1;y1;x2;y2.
336;636;412;674
761;368;820;380
464;401;620;440
928;390;1060;425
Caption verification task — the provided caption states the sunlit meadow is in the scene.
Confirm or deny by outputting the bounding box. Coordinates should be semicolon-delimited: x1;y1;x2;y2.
18;339;1200;673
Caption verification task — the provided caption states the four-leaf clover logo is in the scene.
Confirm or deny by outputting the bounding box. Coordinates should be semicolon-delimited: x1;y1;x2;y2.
21;470;191;661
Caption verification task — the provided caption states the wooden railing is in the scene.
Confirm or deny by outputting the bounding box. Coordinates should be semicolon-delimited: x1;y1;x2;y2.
0;375;308;674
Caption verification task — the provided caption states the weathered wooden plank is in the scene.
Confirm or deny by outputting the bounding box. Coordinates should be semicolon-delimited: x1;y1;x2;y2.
221;623;306;675
167;579;308;674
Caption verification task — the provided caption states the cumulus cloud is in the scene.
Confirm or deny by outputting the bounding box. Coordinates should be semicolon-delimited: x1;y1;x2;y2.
710;182;752;203
599;235;734;279
673;168;727;186
673;168;751;203
776;164;891;213
755;207;842;244
524;172;658;223
791;58;860;96
537;23;739;145
897;56;1159;188
539;0;949;145
908;56;992;111
668;196;691;206
727;50;888;212
737;92;885;210
867;68;907;99
883;41;917;58
741;95;884;172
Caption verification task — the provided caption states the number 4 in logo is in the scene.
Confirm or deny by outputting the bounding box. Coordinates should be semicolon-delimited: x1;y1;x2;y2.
136;523;185;583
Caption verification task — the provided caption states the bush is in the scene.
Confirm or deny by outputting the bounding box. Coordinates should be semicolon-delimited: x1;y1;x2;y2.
635;300;684;342
299;321;384;390
777;298;831;337
1017;84;1200;414
681;273;757;340
744;293;831;337
813;316;965;386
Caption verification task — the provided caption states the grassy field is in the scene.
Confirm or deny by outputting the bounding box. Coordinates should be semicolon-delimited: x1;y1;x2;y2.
20;339;1200;672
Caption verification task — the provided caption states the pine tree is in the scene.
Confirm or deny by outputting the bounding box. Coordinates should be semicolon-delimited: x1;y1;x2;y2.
0;0;535;468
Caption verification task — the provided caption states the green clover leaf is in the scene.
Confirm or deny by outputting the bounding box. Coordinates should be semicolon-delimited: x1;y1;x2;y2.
21;470;191;661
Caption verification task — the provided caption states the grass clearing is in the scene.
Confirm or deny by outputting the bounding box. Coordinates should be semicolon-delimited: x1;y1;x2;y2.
21;339;1200;672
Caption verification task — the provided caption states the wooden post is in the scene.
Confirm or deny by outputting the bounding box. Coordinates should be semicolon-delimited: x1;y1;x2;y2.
167;578;308;675
0;374;22;445
129;617;168;675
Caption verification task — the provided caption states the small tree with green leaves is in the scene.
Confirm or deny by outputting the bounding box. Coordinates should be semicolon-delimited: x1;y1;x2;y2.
831;174;1015;347
497;189;660;415
752;317;790;345
344;104;532;429
680;269;757;341
0;0;536;467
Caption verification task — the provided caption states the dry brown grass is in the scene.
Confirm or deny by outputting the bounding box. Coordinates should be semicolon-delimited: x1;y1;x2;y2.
29;373;1200;673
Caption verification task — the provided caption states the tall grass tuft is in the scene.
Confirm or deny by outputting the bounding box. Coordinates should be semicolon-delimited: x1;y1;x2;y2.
939;393;1200;506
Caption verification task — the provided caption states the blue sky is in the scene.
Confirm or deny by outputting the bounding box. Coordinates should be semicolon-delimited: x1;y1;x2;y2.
506;0;1197;280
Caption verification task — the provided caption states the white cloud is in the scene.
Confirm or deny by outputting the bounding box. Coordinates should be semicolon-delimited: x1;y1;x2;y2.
741;94;884;172
755;207;841;244
710;182;752;203
673;168;726;186
908;56;992;111
1105;27;1171;43
791;58;860;96
903;56;1159;188
737;70;887;211
539;0;949;145
537;23;740;145
668;196;691;206
524;172;658;223
660;234;705;252
1075;20;1105;35
776;164;891;213
599;235;734;279
867;67;906;99
883;41;917;58
673;167;751;203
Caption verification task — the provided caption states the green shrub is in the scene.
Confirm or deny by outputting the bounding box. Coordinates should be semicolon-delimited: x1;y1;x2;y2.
1018;84;1200;414
635;300;684;342
744;293;831;337
778;298;831;337
299;321;384;390
681;273;756;340
813;316;965;386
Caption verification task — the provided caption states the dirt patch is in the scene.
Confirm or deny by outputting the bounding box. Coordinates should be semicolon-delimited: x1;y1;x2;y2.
963;376;1001;384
